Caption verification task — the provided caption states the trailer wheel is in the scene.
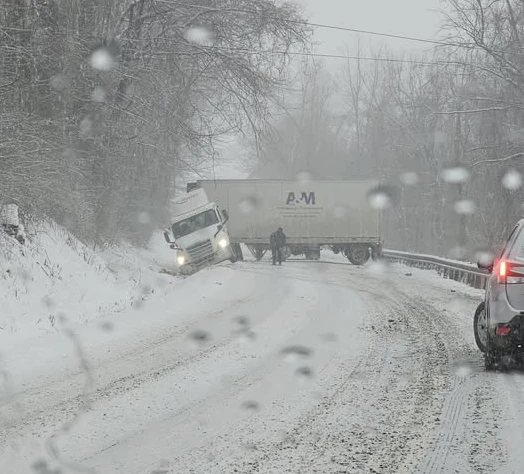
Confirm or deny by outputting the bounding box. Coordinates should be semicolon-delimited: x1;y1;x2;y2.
230;243;243;262
305;248;321;260
346;245;370;265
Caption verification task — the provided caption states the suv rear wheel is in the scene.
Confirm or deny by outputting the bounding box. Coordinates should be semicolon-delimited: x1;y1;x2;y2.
473;302;487;353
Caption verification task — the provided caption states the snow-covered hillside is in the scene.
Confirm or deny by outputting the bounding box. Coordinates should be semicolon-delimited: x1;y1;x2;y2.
0;223;175;340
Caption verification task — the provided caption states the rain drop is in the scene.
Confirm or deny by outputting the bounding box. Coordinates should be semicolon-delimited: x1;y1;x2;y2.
100;321;114;332
321;332;338;342
368;259;389;275
141;285;153;295
238;196;258;214
454;361;473;377
333;206;346;219
366;185;398;210
295;366;314;380
41;295;55;309
90;45;116;71
475;249;495;267
49;74;69;91
280;345;313;362
441;165;470;184
233;315;250;327
237;330;256;343
502;169;522;191
448;246;467;260
453;199;476;215
400;171;419;186
79;116;93;137
241;400;260;411
138;212;150;225
91;85;107;103
296;171;313;185
188;329;211;345
184;26;214;46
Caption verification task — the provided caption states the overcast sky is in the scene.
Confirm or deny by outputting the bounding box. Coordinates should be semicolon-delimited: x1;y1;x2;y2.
298;0;443;56
215;0;445;178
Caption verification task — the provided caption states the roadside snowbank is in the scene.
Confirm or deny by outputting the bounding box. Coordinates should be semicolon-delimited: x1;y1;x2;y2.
0;222;175;342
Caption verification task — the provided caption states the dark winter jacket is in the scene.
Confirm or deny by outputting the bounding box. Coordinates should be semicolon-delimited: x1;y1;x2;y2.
270;229;286;248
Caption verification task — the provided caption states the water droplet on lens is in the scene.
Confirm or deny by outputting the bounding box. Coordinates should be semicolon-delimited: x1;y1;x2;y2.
189;329;211;345
448;246;467;260
454;361;473;377
79;116;93;137
184;26;214;46
141;285;153;295
238;330;256;343
333;206;346;219
244;443;258;451
296;171;313;185
90;45;116;71
280;345;313;362
49;74;69;91
57;312;67;324
321;332;338;342
234;316;250;327
41;295;55;309
295;366;314;380
241;400;259;411
238;196;259;214
475;249;494;267
453;199;476;215
367;185;398;210
368;260;388;275
400;171;419;185
100;321;114;332
502;169;522;191
138;212;150;224
441;164;470;184
92;85;107;102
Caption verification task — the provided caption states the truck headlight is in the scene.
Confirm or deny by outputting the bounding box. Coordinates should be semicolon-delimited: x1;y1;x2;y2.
218;238;229;249
177;255;186;265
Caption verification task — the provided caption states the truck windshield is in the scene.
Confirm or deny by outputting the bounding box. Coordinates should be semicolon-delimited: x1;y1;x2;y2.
172;209;219;239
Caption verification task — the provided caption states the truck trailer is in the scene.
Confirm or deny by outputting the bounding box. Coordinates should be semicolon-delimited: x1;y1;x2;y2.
188;179;382;265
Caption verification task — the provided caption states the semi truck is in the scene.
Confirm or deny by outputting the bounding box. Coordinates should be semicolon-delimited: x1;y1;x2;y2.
188;179;382;265
163;188;234;274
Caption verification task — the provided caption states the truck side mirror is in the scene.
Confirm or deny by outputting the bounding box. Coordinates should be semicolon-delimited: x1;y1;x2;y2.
222;209;229;223
164;230;174;244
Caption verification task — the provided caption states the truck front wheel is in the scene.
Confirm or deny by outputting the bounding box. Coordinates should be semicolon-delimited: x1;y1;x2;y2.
346;245;370;265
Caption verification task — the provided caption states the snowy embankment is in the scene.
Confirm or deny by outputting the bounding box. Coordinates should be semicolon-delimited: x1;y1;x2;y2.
0;222;175;342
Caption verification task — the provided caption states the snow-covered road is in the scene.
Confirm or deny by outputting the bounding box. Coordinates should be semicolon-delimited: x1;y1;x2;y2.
2;258;524;473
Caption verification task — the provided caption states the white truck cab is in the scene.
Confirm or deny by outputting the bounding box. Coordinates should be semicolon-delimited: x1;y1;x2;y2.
164;188;234;274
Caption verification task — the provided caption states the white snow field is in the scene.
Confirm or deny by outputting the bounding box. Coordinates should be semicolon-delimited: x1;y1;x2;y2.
1;230;524;474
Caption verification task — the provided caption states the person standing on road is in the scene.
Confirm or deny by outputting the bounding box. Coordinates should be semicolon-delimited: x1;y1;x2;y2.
270;227;286;265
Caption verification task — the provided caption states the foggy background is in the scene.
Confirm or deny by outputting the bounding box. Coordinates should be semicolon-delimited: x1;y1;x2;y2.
1;0;523;258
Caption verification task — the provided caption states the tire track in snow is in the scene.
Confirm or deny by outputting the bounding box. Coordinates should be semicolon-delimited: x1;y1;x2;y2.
416;375;477;474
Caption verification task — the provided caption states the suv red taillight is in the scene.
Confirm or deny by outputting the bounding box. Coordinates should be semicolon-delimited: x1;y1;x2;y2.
497;261;524;284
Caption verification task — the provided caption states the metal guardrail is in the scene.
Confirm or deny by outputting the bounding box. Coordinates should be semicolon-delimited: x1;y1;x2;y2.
383;249;489;290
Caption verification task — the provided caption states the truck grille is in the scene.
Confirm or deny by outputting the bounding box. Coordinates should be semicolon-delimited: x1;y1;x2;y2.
187;239;214;266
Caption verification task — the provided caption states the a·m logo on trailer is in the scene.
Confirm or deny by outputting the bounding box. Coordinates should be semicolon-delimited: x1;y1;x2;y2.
285;191;316;206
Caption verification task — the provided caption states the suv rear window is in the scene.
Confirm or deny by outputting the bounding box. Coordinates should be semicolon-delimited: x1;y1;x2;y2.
507;225;524;261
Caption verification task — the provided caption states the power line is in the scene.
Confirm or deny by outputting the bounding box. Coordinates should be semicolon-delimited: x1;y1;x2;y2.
158;1;521;57
122;36;478;67
157;2;473;49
